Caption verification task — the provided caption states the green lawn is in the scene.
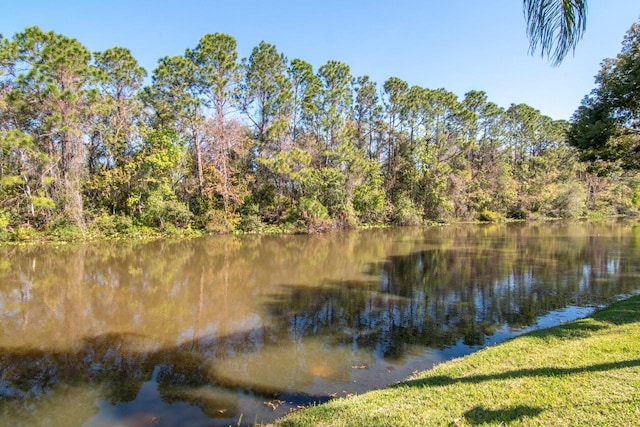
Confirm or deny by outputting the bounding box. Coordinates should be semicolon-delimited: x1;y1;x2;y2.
273;296;640;426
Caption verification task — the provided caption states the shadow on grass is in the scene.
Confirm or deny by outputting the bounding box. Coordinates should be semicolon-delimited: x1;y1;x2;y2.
464;405;543;425
529;296;640;340
527;318;608;340
401;359;640;389
590;296;640;326
398;296;640;390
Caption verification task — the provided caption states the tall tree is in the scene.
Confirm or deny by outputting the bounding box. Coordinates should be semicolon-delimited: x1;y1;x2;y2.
505;103;540;168
188;33;246;223
239;41;292;217
1;27;96;227
240;41;291;152
144;54;206;198
569;21;640;170
416;88;466;220
315;60;352;155
381;77;409;181
351;75;383;160
462;91;514;216
287;58;319;146
92;47;146;168
88;47;146;215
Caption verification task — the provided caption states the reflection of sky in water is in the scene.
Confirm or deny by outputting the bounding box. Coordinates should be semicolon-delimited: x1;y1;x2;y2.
487;305;595;345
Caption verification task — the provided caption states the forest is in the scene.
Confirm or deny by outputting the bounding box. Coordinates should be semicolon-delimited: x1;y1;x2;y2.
0;25;639;240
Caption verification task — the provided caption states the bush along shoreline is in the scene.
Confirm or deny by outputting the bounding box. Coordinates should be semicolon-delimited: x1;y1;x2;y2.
1;212;636;245
273;295;640;426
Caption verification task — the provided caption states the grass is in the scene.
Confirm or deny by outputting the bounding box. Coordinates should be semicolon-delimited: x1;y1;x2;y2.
273;296;640;426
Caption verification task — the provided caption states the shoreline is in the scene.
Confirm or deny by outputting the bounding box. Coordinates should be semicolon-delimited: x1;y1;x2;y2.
0;215;634;246
271;295;640;426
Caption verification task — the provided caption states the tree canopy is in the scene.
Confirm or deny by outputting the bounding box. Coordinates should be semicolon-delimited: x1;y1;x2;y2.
0;25;637;240
568;21;640;170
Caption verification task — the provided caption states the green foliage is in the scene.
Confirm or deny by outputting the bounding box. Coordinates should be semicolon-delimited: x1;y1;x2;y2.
353;183;385;223
0;175;24;187
298;196;330;220
299;166;348;218
0;209;8;228
315;60;352;148
0;209;10;238
352;158;386;224
0;129;35;150
9;224;38;241
421;162;454;222
31;195;55;210
588;176;639;217
1;24;639;242
524;0;588;66
290;196;332;232
633;185;640;207
114;128;194;230
569;21;640;170
544;182;587;218
46;223;87;241
142;186;193;229
141;128;186;180
240;40;291;146
92;213;134;236
477;209;505;223
188;32;239;106
204;209;238;234
237;201;264;233
392;195;422;226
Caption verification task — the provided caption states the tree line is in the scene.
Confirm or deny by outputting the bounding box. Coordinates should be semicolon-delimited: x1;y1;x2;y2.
0;26;638;238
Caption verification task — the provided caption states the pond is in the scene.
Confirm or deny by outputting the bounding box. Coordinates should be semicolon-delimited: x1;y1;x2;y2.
1;221;639;426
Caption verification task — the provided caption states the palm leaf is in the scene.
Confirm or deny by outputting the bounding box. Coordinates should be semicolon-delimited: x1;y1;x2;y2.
524;0;588;66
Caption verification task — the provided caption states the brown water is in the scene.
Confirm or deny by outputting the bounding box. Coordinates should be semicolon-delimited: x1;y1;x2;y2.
1;221;639;426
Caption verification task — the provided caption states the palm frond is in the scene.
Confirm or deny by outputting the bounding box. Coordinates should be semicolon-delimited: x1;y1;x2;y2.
524;0;588;66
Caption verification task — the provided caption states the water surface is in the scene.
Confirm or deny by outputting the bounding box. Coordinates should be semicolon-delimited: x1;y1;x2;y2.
1;221;639;426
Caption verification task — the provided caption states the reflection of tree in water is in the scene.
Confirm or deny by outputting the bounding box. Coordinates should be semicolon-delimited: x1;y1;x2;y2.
0;324;337;425
267;277;491;360
0;329;289;424
0;236;344;425
267;223;640;358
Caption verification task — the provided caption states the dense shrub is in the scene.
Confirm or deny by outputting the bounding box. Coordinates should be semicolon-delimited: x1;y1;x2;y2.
92;213;134;235
143;187;193;229
204;209;239;234
353;183;385;224
392;196;422;226
478;209;505;223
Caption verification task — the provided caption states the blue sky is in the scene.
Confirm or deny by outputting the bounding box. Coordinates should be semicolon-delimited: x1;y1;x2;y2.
2;1;638;120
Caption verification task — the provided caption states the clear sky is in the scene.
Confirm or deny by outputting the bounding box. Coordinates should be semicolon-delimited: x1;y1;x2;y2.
2;1;638;121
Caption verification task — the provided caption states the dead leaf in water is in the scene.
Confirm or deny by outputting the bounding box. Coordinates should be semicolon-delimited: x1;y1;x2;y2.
264;399;286;411
310;365;334;378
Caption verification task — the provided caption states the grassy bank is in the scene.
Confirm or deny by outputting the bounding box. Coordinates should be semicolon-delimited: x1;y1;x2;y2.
274;296;640;426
